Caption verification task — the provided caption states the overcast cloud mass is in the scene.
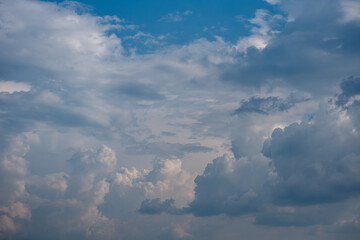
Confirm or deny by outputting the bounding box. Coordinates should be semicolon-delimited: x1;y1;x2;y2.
0;0;360;239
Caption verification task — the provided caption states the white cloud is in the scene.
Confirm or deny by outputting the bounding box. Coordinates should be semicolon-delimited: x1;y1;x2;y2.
0;136;31;236
0;81;31;94
0;202;31;220
115;159;195;207
159;12;183;22
0;215;16;233
265;0;281;5
341;1;360;23
235;9;285;53
30;172;69;192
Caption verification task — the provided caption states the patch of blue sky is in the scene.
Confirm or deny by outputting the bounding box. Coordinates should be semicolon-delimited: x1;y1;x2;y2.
43;0;284;54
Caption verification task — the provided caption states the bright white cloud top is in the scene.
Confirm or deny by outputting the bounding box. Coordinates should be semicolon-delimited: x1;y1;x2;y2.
0;0;360;239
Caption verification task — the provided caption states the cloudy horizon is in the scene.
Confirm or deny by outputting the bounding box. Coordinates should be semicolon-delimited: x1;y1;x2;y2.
0;0;360;239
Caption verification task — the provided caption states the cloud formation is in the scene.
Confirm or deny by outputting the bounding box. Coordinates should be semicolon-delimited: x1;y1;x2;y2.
0;0;360;239
142;78;360;235
235;96;296;115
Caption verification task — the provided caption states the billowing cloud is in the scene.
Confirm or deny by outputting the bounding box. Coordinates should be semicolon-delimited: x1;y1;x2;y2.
142;80;360;235
188;154;270;216
0;0;360;239
262;108;360;205
223;0;360;92
0;136;31;237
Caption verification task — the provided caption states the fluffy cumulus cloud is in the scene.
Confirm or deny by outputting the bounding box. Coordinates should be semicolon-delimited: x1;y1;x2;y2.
142;77;360;238
0;136;31;237
188;154;271;216
223;0;360;91
0;142;194;239
1;0;360;239
262;105;360;206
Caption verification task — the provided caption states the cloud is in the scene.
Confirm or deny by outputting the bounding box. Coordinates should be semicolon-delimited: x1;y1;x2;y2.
141;80;360;232
187;154;270;217
115;158;195;208
0;136;29;204
159;11;193;22
224;0;360;92
254;204;337;226
27;172;69;199
235;96;295;115
335;76;360;107
0;136;31;237
68;144;117;172
0;202;31;221
262;104;360;206
0;81;31;94
142;154;272;217
0;215;16;235
340;1;360;23
139;198;183;215
235;9;285;53
0;0;359;239
265;0;281;5
115;82;165;100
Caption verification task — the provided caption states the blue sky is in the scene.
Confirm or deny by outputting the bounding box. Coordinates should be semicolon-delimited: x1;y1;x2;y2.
0;0;360;239
68;0;276;41
45;0;284;53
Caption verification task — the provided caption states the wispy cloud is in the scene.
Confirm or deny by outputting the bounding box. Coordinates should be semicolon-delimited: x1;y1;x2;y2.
159;10;193;22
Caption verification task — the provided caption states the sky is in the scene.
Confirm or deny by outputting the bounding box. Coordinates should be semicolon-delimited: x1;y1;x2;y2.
0;0;360;239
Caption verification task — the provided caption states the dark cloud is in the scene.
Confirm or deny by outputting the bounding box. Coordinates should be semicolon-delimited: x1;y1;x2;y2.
262;116;360;206
222;0;360;93
235;96;295;115
188;155;267;216
114;82;165;100
139;155;270;217
336;76;360;106
139;198;185;215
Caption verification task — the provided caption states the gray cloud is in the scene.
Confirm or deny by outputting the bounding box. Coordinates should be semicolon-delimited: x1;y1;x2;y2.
114;82;165;100
262;111;360;206
235;96;295;115
139;198;185;215
142;83;360;231
254;205;337;227
188;155;268;216
126;142;212;158
335;76;360;106
223;0;360;94
141;155;271;217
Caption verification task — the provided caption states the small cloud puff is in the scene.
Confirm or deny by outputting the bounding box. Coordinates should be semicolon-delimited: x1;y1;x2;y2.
159;11;193;22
